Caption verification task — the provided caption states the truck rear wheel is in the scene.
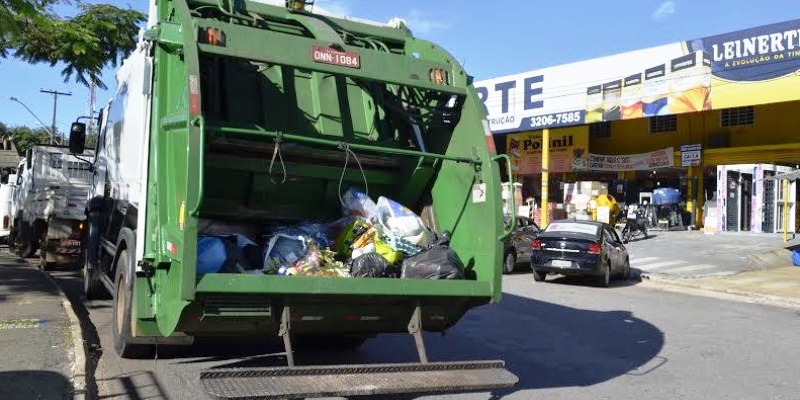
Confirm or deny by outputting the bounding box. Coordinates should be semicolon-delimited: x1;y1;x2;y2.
83;261;104;300
112;250;152;358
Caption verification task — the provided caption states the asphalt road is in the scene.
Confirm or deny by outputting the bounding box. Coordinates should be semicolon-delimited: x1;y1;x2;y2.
621;230;796;278
43;264;800;400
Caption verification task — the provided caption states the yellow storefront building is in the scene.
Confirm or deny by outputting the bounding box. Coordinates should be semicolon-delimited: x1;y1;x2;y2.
475;18;800;233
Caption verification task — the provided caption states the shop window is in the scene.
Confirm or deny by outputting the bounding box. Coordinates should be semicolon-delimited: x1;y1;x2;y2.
589;122;611;139
649;115;677;134
721;106;754;127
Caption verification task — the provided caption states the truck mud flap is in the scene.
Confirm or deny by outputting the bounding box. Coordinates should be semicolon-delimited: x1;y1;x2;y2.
200;360;518;400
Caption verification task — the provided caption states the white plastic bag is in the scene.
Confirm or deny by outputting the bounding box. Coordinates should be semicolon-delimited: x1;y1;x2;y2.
342;188;378;221
376;196;433;248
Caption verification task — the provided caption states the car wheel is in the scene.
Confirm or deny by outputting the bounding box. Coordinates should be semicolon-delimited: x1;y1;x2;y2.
503;252;516;275
596;260;610;288
621;258;631;280
532;269;546;282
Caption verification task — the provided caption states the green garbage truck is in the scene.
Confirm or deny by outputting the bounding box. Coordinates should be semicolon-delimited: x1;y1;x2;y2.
68;0;518;398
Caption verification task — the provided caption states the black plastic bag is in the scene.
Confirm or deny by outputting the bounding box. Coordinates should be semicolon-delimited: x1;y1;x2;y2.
401;245;464;280
350;253;398;278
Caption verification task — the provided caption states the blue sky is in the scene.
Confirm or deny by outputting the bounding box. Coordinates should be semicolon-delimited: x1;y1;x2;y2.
1;0;798;135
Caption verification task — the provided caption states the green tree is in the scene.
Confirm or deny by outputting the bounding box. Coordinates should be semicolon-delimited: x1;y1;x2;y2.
1;1;146;89
1;123;52;155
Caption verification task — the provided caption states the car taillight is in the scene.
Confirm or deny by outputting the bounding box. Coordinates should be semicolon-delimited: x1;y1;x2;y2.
587;243;601;254
532;239;542;251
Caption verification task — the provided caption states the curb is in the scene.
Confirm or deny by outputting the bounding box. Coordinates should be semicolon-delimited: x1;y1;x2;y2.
34;265;88;400
640;272;800;310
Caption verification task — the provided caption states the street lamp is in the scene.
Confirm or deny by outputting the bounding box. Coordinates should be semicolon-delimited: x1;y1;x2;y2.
9;97;56;144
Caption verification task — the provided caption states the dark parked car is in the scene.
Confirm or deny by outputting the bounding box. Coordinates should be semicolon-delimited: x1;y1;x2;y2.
531;220;630;287
503;216;540;274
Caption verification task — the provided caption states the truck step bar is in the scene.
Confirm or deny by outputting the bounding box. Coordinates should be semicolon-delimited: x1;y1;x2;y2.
200;360;519;400
199;304;518;399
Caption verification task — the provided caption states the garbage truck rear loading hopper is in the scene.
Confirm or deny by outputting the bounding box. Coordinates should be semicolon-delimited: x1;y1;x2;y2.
70;0;518;398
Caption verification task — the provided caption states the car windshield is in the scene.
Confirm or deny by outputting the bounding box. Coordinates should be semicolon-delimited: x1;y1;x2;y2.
542;222;600;238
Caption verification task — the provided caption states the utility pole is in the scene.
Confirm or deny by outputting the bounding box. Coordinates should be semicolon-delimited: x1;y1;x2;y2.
40;89;72;145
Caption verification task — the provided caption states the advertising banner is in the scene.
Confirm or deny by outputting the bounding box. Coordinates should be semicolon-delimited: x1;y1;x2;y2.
475;19;800;134
680;144;702;167
579;147;675;172
506;127;589;174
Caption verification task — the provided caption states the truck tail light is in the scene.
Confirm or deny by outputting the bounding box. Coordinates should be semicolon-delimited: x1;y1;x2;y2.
588;243;601;255
429;68;449;85
531;239;542;251
2;216;8;229
199;27;226;46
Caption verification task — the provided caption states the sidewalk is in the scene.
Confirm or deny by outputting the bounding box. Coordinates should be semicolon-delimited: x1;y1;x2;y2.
0;250;84;399
642;246;800;308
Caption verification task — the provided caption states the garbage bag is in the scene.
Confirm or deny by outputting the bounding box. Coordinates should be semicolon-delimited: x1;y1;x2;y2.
263;233;308;273
291;243;350;277
342;188;378;221
350;253;392;278
401;245;464;280
351;241;403;265
197;236;227;274
197;234;262;274
273;223;332;248
332;217;371;256
376;196;434;248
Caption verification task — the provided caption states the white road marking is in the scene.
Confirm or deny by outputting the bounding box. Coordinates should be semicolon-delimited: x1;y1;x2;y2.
630;256;660;265
636;260;687;271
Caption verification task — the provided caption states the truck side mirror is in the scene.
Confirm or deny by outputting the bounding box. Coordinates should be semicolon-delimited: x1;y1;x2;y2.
26;148;32;168
69;122;87;154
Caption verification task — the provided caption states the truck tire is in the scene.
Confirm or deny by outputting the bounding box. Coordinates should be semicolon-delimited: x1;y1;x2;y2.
112;249;152;358
83;259;104;300
12;220;34;258
83;214;105;300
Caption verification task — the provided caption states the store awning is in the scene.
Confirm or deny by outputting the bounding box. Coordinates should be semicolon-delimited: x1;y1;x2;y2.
766;170;800;181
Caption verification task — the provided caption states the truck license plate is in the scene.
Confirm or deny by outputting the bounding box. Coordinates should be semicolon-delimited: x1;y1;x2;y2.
551;260;572;268
61;239;81;247
312;46;361;69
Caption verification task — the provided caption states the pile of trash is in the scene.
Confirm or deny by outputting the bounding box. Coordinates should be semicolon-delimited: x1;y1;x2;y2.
196;189;465;280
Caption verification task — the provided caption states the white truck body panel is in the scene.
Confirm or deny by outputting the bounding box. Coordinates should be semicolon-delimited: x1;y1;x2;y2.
0;174;15;238
91;40;154;266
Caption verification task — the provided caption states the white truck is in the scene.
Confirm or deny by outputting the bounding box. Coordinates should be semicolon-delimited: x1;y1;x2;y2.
0;173;16;242
9;146;94;268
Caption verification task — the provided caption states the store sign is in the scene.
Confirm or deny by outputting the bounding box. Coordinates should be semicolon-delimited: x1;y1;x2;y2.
681;144;702;166
577;147;675;172
506;128;589;174
475;19;800;134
